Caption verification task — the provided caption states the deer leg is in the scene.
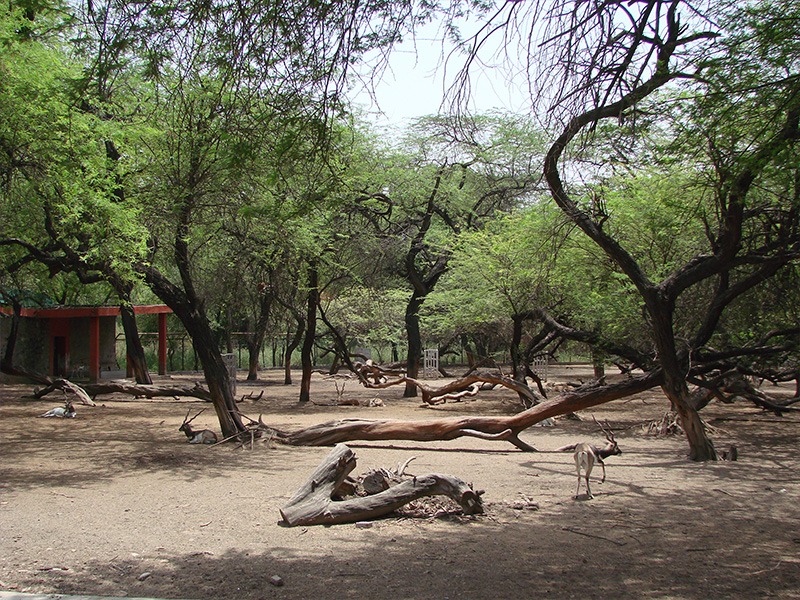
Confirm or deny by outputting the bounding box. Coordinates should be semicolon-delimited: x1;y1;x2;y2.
575;450;594;499
585;458;593;499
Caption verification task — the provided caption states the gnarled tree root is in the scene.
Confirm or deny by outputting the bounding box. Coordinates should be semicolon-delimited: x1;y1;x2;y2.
279;444;484;527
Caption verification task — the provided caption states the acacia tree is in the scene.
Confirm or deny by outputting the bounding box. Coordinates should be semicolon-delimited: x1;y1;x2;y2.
262;0;799;458
0;4;157;384
352;114;542;395
429;208;565;382
1;0;426;437
450;0;800;459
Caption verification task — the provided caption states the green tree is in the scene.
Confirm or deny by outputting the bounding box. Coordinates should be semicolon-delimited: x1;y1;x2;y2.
352;113;542;395
453;0;800;459
1;0;425;436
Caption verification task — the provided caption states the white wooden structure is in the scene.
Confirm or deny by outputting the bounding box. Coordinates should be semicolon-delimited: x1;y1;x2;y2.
532;355;549;381
423;348;439;378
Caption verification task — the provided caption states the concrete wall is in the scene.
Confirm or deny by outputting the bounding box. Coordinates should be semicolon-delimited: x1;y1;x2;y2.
64;316;119;375
0;314;119;381
0;316;50;380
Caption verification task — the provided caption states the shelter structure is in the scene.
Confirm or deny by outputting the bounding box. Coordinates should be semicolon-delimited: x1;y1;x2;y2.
0;304;172;382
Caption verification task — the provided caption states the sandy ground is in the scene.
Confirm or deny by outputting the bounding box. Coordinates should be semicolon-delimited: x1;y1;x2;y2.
1;366;799;600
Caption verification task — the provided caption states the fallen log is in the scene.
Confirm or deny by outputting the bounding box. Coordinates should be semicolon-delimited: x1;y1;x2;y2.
269;371;663;452
32;379;96;406
33;380;213;402
359;369;540;406
279;444;484;526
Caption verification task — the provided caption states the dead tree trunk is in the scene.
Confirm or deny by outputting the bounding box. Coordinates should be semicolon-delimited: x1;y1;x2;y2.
33;379;96;406
357;368;540;407
32;379;213;402
279;444;484;526
269;371;662;451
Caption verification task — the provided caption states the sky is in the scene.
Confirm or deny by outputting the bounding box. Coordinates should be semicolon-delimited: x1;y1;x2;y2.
349;19;531;130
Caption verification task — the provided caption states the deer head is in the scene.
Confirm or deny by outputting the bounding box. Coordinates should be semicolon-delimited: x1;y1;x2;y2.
592;416;621;459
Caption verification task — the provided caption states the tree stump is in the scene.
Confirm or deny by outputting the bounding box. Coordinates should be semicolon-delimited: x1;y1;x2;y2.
279;444;484;527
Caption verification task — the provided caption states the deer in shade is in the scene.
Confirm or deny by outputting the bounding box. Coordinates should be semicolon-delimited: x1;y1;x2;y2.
559;417;621;499
179;408;218;444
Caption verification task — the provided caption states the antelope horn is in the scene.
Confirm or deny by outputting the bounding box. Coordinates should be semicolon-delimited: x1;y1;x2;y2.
184;408;207;425
592;415;616;441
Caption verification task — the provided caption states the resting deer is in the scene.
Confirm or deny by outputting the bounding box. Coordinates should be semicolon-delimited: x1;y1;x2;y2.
560;417;621;499
39;400;76;418
179;408;218;444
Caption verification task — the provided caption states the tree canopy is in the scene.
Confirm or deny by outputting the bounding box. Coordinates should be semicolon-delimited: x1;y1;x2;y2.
1;0;798;460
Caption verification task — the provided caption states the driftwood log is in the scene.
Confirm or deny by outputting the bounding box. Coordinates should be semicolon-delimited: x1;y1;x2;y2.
279;444;484;527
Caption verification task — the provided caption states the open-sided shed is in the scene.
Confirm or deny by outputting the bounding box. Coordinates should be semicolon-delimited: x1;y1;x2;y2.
0;304;172;381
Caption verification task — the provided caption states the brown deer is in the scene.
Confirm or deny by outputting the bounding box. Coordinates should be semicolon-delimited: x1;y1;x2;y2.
179;408;218;444
560;417;621;499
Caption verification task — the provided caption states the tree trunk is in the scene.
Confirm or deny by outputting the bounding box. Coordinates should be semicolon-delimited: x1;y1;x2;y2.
592;348;606;381
404;293;424;397
185;319;245;438
118;300;153;385
299;263;318;403
139;266;246;439
246;340;260;381
648;303;717;461
661;376;717;460
0;296;22;373
246;288;273;381
284;318;303;385
0;298;52;384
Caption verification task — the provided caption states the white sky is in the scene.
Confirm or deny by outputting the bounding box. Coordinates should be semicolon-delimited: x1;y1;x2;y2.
350;19;531;129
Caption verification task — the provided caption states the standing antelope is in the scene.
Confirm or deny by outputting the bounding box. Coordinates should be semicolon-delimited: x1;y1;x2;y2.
179;408;218;444
560;417;621;499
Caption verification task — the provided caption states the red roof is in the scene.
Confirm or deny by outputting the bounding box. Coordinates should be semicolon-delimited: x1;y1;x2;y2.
0;305;172;318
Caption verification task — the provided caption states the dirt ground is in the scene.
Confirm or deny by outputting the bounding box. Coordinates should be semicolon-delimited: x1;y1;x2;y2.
1;365;799;600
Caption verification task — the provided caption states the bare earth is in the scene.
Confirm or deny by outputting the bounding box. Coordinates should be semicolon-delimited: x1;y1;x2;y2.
1;365;799;600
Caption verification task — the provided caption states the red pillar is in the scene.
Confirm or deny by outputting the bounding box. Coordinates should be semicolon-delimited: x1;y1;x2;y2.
89;316;100;381
158;313;168;375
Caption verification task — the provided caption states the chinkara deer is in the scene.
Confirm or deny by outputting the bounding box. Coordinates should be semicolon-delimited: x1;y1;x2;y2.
559;417;621;499
179;408;218;444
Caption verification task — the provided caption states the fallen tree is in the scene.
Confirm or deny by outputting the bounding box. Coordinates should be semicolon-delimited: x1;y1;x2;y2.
279;443;484;526
353;362;541;407
268;371;664;451
32;379;213;402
